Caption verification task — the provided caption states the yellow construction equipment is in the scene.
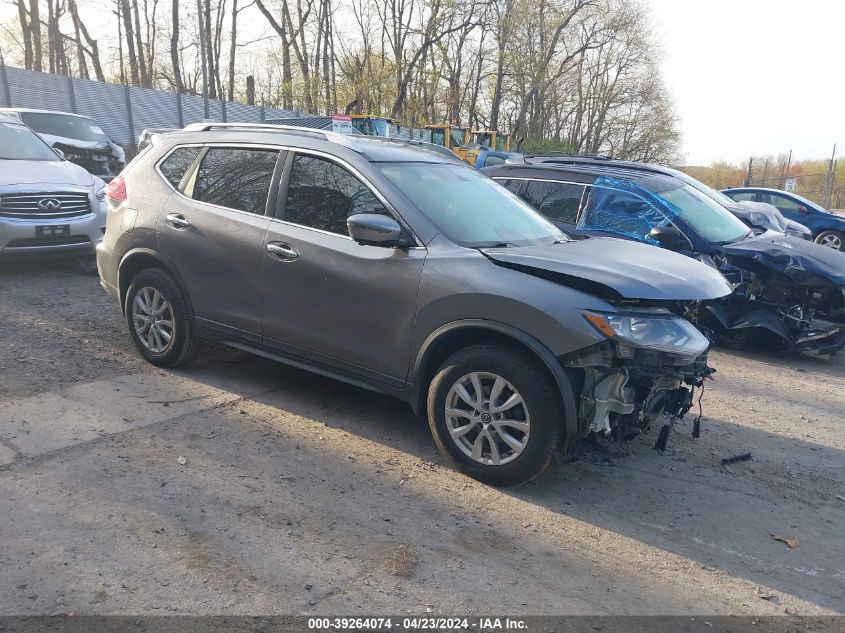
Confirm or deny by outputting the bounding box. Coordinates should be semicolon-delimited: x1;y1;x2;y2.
424;124;470;155
470;130;511;151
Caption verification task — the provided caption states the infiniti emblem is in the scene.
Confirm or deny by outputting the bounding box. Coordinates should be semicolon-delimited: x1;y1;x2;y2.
38;198;62;211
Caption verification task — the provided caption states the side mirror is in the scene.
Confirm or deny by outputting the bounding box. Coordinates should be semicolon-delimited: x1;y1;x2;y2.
53;147;66;160
649;224;687;250
347;213;412;248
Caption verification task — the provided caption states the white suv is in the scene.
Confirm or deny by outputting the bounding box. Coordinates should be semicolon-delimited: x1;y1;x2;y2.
0;113;107;261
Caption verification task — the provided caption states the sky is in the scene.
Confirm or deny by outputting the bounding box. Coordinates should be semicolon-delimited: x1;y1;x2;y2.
1;1;841;166
647;0;843;165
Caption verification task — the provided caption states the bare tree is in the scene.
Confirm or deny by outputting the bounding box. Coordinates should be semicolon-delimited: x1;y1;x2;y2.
169;0;182;92
15;1;33;70
68;0;106;81
118;0;140;85
29;0;43;71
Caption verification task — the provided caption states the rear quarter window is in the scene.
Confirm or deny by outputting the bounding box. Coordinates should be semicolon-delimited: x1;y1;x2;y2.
159;147;201;190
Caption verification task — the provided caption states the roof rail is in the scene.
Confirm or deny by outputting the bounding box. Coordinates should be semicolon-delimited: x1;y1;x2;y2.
181;121;359;151
526;151;614;160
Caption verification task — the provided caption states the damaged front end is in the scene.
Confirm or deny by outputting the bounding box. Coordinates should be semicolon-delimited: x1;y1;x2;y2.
561;309;713;453
699;236;845;355
575;176;845;356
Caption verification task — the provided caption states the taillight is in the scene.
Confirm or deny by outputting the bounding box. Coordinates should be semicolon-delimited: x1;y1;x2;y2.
105;176;127;203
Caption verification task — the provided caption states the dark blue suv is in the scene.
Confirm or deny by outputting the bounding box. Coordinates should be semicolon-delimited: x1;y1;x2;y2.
484;157;845;354
722;187;845;251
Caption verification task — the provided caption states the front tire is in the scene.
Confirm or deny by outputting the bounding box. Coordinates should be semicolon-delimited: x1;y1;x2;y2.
814;230;844;250
125;268;199;367
426;345;565;486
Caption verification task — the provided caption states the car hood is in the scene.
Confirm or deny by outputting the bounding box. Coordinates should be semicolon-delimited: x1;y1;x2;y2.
0;159;95;187
482;237;733;302
721;231;845;287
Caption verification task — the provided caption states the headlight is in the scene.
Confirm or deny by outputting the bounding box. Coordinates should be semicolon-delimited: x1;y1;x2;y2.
583;311;709;359
94;177;107;201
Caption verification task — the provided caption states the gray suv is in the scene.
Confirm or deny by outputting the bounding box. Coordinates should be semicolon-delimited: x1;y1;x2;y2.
97;123;731;486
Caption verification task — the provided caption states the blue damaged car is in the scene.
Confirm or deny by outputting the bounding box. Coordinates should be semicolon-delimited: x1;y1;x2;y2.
485;157;845;354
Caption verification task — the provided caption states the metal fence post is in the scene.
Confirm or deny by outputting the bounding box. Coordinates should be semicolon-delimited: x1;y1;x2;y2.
221;99;227;122
67;75;77;112
260;105;265;122
0;58;11;107
176;91;184;128
124;83;135;144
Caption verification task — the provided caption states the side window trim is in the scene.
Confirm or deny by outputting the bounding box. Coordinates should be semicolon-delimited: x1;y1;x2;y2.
181;145;208;198
275;149;420;245
273;151;294;220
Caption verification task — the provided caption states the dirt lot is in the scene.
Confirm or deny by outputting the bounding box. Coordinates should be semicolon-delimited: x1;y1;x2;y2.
0;260;843;616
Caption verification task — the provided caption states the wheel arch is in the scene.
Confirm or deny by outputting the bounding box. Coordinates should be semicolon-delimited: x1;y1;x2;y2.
117;248;194;316
411;320;578;435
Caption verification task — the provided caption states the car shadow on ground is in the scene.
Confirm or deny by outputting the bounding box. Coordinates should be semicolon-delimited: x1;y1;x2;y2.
170;343;845;612
2;262;843;611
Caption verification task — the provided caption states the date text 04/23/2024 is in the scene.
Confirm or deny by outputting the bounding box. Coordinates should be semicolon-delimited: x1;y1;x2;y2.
307;617;527;631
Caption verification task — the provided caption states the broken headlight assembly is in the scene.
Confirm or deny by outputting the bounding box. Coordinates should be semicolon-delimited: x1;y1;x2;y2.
583;310;709;363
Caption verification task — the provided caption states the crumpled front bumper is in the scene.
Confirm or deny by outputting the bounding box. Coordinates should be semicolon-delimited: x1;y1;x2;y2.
560;340;711;446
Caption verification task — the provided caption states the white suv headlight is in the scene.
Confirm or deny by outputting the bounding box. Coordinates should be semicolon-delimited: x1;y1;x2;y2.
584;311;709;359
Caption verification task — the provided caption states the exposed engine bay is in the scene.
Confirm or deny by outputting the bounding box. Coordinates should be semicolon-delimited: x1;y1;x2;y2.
54;142;123;181
560;323;712;454
698;236;845;355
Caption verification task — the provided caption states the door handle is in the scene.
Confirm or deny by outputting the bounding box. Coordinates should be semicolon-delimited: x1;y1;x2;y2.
266;242;299;261
165;213;191;230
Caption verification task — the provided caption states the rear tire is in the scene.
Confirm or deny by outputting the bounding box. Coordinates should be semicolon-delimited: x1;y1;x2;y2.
125;268;199;367
426;344;565;486
814;230;844;250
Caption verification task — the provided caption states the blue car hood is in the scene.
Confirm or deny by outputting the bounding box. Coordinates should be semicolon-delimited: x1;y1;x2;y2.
720;232;845;287
483;237;733;302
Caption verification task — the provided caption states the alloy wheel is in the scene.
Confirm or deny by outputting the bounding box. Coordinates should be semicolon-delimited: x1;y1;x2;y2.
132;286;174;353
444;372;530;466
818;233;843;250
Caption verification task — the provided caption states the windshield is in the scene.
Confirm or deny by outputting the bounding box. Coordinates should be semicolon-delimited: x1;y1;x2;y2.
379;162;565;247
371;119;391;137
473;133;492;147
657;184;751;243
449;129;466;148
0;122;60;161
21;112;110;143
682;177;736;207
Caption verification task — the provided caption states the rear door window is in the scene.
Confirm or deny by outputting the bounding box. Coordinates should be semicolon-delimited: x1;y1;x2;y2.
192;147;280;214
521;180;585;224
728;191;758;202
760;192;800;212
159;146;201;190
284;154;389;235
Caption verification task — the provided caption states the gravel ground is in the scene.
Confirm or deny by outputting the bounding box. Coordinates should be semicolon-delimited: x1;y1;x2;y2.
0;260;843;616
